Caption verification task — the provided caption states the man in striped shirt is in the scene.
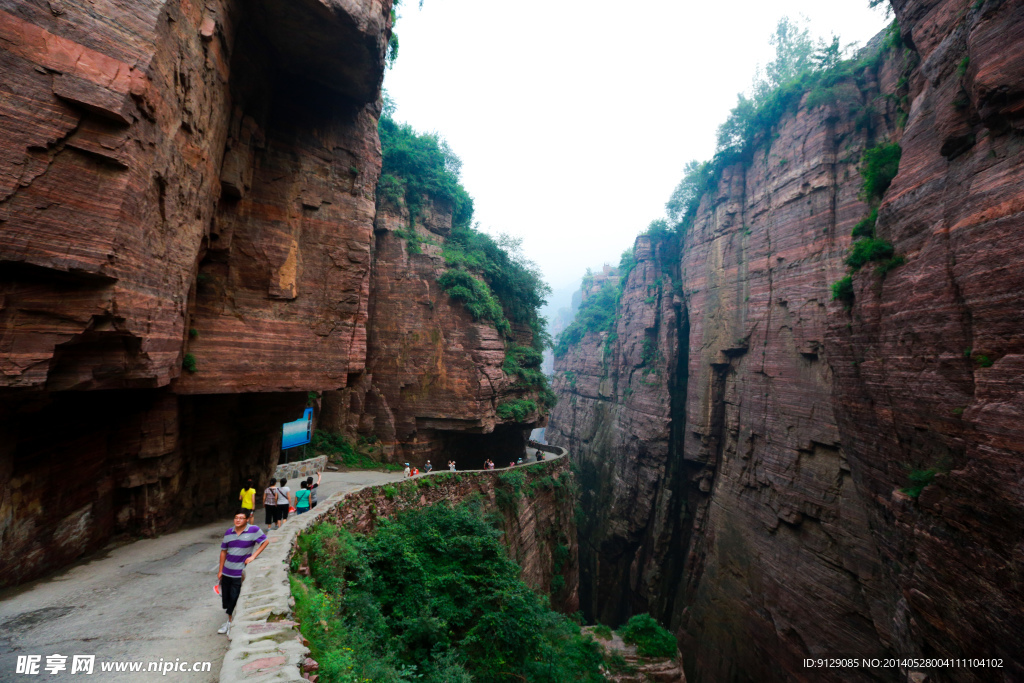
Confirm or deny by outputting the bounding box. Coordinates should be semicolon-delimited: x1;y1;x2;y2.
216;510;269;636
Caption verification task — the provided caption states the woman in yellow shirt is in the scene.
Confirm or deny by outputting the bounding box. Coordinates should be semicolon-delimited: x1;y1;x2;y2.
238;479;256;525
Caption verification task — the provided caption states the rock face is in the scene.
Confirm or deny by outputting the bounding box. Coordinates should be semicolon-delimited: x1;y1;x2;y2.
0;0;393;586
319;199;546;467
550;2;1024;681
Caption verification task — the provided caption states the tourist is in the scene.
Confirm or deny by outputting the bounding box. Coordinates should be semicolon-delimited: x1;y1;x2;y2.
536;451;543;462
217;510;269;636
295;481;311;514
275;478;291;529
517;457;523;465
404;463;411;478
306;472;321;508
263;478;279;529
412;466;419;476
238;478;256;525
425;460;432;473
449;460;456;472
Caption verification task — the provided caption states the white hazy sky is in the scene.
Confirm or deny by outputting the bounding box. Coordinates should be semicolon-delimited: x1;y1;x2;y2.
383;0;891;293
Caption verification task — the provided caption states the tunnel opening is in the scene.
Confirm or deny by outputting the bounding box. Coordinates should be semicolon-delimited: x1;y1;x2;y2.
431;424;533;471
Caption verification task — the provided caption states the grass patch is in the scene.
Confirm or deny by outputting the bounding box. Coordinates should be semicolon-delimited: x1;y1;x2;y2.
592;624;613;641
182;353;197;373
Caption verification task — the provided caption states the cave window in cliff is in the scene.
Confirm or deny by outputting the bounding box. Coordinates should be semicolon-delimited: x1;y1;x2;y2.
435;425;530;470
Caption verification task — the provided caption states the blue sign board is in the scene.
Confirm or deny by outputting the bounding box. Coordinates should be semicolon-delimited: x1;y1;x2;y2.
282;407;313;449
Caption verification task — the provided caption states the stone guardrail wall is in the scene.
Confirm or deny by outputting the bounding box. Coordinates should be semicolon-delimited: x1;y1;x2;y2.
272;455;327;483
219;450;566;682
529;440;564;455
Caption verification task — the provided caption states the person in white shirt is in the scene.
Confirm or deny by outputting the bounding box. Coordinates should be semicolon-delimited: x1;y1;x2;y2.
275;479;291;529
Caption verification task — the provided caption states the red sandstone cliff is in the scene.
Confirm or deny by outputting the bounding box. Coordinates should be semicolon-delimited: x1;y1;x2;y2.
0;0;393;586
550;2;1024;681
318;195;548;467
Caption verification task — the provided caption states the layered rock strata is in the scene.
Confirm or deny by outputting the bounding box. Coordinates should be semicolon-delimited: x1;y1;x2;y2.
0;0;393;586
319;199;546;467
550;2;1024;681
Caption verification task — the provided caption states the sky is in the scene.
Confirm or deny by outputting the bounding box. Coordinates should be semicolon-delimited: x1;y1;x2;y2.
383;0;891;297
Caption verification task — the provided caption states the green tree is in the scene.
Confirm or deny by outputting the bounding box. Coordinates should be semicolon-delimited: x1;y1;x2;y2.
666;160;710;223
756;17;815;98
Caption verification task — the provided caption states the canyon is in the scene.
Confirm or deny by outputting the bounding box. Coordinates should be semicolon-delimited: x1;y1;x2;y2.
1;0;1022;682
548;1;1024;682
0;0;543;588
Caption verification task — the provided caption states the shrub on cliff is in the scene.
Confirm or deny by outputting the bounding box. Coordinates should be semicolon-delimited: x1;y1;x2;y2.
852;207;878;238
292;503;605;682
831;276;855;305
860;142;902;202
378;114;473;230
845;238;895;271
438;268;512;335
617;613;677;658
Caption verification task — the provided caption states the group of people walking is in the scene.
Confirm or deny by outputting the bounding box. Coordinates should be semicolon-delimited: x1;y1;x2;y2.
234;472;323;531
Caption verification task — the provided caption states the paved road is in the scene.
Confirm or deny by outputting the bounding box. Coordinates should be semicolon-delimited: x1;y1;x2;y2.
0;470;404;682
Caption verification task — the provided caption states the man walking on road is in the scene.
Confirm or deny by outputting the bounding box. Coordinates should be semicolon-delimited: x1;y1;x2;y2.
217;510;269;636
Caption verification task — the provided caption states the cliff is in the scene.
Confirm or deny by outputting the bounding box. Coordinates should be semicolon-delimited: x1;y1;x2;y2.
318;184;549;468
550;2;1024;681
0;0;393;586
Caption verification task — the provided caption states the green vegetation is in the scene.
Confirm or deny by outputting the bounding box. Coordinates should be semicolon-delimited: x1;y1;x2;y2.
974;354;994;368
860;142;902;202
554;280;620;357
852;207;878;238
188;328;199;339
874;254;906;275
592;624;613;641
182;353;197;373
378;115;472;232
292;503;605;682
901;468;938;498
495;469;526;513
845;238;895;271
617;613;677;658
437;268;510;335
502;344;553;406
957;55;970;77
311;430;403;471
377;101;555;417
378;104;550;351
831;276;855;305
496;399;538;422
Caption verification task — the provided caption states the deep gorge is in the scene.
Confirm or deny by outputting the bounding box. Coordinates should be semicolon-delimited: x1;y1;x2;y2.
549;0;1024;681
0;0;1022;681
